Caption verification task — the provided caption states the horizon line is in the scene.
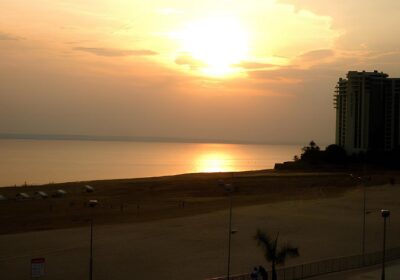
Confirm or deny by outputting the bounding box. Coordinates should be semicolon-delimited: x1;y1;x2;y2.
0;133;315;146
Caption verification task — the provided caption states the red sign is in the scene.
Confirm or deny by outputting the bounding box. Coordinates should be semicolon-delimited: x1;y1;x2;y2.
31;258;45;278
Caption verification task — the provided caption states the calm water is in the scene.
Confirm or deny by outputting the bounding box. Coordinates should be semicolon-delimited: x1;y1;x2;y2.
0;139;300;187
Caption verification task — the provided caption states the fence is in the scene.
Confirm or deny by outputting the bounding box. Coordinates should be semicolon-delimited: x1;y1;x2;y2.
207;247;400;280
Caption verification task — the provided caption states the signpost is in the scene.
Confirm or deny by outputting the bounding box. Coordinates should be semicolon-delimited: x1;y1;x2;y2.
31;258;45;278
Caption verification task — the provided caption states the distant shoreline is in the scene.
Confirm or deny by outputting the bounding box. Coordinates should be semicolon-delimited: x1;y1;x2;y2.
0;169;278;189
0;133;310;146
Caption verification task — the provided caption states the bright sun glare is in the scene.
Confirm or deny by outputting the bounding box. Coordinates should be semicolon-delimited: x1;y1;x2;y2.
196;153;232;172
177;16;250;77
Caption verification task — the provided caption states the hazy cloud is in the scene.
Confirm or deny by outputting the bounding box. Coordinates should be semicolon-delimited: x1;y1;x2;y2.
74;47;158;57
363;51;400;63
234;61;277;70
298;49;335;61
175;53;205;69
0;32;20;41
248;68;304;84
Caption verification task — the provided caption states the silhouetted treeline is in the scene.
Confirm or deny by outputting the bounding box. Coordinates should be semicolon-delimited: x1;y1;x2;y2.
275;141;400;170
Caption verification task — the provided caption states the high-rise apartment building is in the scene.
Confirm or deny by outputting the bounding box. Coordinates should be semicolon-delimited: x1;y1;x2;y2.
334;71;400;154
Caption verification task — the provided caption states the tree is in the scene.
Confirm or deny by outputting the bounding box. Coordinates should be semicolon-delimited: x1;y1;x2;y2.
301;140;320;154
302;140;320;153
254;229;299;280
324;144;347;164
301;140;322;163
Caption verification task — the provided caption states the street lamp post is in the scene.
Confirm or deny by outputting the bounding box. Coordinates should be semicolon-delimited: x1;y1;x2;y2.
381;209;390;280
362;180;366;260
227;189;233;280
90;218;94;280
88;199;98;280
219;180;235;280
350;174;367;259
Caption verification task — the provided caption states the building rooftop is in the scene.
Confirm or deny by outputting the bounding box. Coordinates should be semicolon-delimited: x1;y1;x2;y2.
347;70;389;79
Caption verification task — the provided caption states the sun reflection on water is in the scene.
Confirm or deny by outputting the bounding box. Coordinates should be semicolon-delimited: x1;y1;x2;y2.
195;152;233;173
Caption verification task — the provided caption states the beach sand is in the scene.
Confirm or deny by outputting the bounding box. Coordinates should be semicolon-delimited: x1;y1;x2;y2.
0;170;400;279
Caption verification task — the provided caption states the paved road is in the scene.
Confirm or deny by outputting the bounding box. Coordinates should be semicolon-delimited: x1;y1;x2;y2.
311;259;400;279
2;185;400;280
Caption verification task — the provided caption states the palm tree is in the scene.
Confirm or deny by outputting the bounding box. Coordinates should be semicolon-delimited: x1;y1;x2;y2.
301;140;322;163
302;140;320;153
254;229;299;280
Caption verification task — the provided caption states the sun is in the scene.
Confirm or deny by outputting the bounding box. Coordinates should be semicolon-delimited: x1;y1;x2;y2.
176;16;250;77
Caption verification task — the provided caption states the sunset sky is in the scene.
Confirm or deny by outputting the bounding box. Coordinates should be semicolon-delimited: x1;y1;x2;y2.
1;0;400;144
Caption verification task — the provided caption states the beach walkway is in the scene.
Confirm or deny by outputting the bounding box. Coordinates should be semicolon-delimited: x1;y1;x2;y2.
310;259;400;279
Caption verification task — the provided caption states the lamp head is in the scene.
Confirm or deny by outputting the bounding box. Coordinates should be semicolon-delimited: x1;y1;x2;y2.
381;209;390;218
224;183;234;192
88;199;98;208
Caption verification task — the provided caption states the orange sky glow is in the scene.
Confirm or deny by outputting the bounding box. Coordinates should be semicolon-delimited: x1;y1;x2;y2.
1;0;400;144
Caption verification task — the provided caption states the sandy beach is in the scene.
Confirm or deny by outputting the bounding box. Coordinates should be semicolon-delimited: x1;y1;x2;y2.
0;170;400;279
